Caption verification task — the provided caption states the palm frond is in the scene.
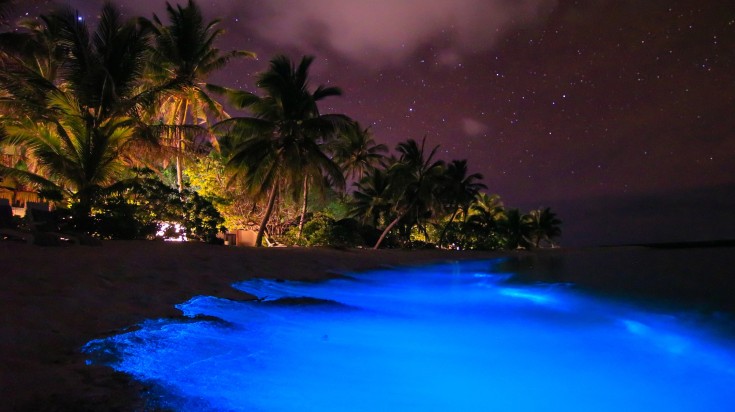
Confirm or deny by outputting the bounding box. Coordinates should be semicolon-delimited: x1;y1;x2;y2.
312;85;342;101
206;84;261;109
0;164;61;192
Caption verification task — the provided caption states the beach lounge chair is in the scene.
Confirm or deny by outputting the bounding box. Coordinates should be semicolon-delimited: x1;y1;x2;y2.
0;201;34;243
264;230;284;247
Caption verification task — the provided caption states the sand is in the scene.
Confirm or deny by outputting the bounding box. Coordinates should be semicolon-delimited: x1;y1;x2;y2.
1;241;733;411
0;241;502;411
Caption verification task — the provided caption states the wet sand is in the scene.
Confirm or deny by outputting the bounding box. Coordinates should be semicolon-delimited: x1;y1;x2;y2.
0;241;500;411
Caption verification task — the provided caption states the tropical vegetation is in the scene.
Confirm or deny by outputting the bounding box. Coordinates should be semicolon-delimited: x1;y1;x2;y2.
0;1;561;249
210;54;350;246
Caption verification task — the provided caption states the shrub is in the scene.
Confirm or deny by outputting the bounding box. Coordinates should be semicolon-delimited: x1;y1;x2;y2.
279;213;366;248
81;177;224;241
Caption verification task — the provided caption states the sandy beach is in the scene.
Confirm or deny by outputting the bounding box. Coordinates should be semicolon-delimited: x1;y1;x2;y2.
2;241;734;411
0;241;503;411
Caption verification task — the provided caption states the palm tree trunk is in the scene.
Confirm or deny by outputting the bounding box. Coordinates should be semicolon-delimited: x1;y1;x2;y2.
373;210;406;250
256;182;279;247
176;152;184;192
437;207;459;249
74;187;95;233
176;100;190;193
297;176;308;240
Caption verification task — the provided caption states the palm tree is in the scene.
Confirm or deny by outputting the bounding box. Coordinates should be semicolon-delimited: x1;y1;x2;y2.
0;16;64;83
331;122;387;183
1;12;64;197
0;10;75;125
144;0;254;191
3;93;137;217
462;192;505;249
371;137;445;249
500;208;533;250
212;55;350;246
436;159;486;248
348;167;392;229
466;193;504;226
528;207;562;248
0;3;174;227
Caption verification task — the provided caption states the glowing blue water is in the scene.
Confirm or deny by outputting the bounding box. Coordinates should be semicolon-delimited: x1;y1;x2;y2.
83;260;735;411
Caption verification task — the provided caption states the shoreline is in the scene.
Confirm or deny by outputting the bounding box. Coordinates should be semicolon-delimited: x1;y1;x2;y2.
0;241;504;411
2;241;734;410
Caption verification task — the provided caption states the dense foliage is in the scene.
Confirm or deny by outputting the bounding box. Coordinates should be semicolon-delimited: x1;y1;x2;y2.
91;176;224;242
0;1;561;249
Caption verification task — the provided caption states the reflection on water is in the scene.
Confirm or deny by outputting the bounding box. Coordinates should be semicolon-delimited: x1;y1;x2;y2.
84;259;735;411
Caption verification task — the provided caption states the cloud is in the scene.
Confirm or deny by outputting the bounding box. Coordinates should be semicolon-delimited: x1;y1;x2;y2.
70;0;555;67
461;118;488;136
250;0;557;67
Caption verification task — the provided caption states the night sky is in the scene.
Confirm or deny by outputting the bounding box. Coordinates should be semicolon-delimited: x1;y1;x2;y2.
10;0;735;246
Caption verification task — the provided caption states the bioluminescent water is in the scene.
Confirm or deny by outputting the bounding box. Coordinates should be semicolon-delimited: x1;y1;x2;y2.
83;259;735;411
